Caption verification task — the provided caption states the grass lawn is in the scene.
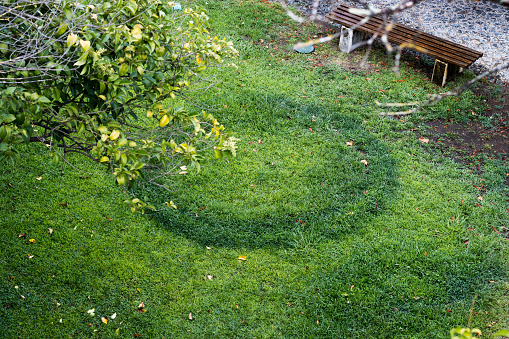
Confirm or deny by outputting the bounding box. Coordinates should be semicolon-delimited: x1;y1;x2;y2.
1;0;509;337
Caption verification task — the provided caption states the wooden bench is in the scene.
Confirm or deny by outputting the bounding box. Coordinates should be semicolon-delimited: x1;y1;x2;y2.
326;4;484;86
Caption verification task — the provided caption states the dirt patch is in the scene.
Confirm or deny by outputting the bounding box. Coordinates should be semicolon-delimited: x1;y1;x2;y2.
415;82;509;180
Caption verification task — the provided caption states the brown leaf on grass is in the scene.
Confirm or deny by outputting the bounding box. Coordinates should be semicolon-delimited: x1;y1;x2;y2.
28;239;35;243
346;141;353;146
463;239;469;245
101;316;108;324
137;302;146;313
18;233;26;238
188;312;193;320
238;256;247;261
36;176;42;180
360;160;368;166
48;228;53;235
419;136;429;144
207;275;214;280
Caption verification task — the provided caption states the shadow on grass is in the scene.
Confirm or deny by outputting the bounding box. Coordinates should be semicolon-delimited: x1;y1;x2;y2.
145;91;400;249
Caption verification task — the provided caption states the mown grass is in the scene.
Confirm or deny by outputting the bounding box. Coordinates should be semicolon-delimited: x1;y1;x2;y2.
1;0;509;337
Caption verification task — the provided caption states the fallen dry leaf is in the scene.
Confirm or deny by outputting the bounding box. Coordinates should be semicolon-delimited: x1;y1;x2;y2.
137;302;146;313
101;316;108;324
28;254;34;259
360;160;368;166
111;312;117;319
87;308;95;316
36;176;42;180
207;275;214;280
28;238;35;243
188;312;193;320
478;196;483;201
346;141;353;146
238;256;247;261
18;233;26;238
419;136;429;144
48;228;53;235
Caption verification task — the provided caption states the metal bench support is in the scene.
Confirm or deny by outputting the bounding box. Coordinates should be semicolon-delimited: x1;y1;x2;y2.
339;26;367;53
431;60;463;87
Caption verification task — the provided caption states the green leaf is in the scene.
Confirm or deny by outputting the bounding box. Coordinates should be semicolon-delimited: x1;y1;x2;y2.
55;24;68;37
2;114;16;123
37;96;51;103
77;123;85;134
74;52;88;66
20;129;30;143
117;138;128;147
119;64;129;77
148;40;155;53
4;87;16;95
0;43;8;54
116;174;126;185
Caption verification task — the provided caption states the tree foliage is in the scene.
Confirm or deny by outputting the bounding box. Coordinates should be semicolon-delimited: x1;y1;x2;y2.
0;0;239;211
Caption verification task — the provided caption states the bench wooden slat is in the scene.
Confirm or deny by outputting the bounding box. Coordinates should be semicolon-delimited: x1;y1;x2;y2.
330;6;482;59
326;4;483;68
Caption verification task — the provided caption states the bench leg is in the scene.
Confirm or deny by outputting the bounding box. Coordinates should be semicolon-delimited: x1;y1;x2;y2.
431;60;462;87
339;26;366;53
